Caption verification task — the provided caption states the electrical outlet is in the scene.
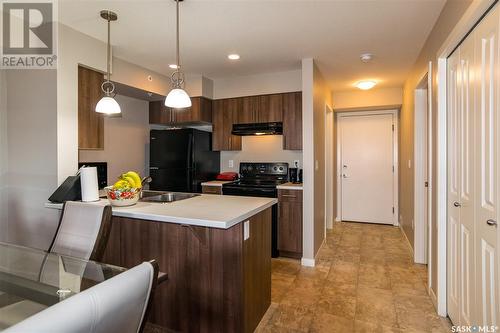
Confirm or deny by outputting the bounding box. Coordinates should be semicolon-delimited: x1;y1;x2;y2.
228;160;234;168
293;160;300;168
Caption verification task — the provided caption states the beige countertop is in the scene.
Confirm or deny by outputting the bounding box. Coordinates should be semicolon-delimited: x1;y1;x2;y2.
277;182;303;190
200;180;235;187
45;194;276;229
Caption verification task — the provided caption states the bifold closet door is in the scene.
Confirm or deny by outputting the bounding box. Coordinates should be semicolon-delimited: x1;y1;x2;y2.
447;25;476;327
474;6;499;326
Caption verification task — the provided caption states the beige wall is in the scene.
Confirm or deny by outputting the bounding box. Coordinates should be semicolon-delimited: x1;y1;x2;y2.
332;87;403;110
400;0;472;300
220;136;302;172
0;70;7;242
212;70;302;99
79;94;150;185
2;70;59;250
302;58;333;263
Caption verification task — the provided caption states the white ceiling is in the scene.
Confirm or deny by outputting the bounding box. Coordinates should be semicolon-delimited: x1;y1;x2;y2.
59;0;446;91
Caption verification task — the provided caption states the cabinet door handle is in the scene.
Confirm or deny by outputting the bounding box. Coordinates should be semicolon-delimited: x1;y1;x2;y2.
453;202;461;207
281;194;296;198
487;219;497;227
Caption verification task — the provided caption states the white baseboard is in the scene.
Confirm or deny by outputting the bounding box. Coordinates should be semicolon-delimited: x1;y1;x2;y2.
429;287;439;313
301;258;315;267
334;217;341;222
399;225;415;260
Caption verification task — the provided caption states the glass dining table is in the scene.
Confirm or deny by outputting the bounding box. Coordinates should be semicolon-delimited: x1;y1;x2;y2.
0;241;126;331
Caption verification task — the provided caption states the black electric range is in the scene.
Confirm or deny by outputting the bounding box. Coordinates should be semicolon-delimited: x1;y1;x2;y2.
223;162;289;257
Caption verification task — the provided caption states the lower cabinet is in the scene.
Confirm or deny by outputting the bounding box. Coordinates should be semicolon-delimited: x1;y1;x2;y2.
278;189;303;258
102;208;271;333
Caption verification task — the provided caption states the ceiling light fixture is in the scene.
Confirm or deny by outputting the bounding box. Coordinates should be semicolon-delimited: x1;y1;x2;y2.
169;64;179;69
355;80;377;90
228;54;240;60
360;53;374;63
95;10;121;115
165;0;191;108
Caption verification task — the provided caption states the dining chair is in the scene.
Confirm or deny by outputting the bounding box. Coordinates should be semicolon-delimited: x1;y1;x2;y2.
48;201;113;261
3;260;160;333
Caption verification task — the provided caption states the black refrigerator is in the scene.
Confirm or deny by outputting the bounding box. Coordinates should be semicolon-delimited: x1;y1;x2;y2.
149;129;220;193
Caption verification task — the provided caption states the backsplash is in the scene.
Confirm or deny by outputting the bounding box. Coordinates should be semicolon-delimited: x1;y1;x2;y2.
220;135;302;172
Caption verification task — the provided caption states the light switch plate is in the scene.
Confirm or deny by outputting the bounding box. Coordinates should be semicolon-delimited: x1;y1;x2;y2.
244;221;250;240
229;160;234;168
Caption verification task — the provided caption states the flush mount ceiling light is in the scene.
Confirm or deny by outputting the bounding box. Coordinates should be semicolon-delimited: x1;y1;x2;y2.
360;53;374;63
228;54;240;60
355;80;377;90
169;64;179;69
165;0;191;109
95;10;121;115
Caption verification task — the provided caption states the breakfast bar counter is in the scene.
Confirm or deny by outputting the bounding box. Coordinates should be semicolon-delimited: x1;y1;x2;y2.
46;194;274;333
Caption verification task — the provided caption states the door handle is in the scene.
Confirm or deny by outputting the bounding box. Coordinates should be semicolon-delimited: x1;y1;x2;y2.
453;202;461;207
486;219;497;227
343;165;348;168
342;174;348;178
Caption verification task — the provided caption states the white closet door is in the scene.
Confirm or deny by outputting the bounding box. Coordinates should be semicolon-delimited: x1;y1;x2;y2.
447;47;461;325
475;6;499;326
458;31;476;327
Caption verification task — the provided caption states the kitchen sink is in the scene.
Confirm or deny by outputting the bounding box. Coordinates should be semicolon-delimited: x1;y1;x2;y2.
140;190;200;203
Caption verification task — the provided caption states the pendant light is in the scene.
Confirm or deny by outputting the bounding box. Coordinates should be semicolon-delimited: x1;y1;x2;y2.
95;10;121;114
165;0;192;108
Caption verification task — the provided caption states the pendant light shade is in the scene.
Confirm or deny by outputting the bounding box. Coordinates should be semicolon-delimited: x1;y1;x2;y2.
165;88;192;108
96;10;121;115
96;96;121;114
165;0;191;108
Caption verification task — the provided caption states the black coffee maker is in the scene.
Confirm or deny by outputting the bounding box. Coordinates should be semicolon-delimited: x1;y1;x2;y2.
289;168;299;183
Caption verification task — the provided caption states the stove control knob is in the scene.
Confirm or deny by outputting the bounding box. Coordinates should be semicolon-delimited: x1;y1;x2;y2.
273;166;278;171
278;166;284;172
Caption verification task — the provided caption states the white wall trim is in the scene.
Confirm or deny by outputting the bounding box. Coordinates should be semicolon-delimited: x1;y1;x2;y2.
434;0;496;318
414;70;430;265
427;61;434;297
336;109;399;226
301;258;315;267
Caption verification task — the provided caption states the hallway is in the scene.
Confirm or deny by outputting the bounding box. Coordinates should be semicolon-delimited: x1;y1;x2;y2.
256;222;452;332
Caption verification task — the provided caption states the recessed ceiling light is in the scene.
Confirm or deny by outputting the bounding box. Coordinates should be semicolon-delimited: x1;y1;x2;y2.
355;80;377;90
228;54;240;60
169;64;179;69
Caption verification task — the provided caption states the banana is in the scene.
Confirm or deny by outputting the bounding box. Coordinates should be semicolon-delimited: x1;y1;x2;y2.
113;180;130;190
121;171;142;188
121;176;137;189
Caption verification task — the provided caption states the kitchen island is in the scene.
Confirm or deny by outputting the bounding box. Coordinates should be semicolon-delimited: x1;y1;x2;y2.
46;194;276;333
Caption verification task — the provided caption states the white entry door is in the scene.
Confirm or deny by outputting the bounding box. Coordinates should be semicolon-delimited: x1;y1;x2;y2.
339;112;396;224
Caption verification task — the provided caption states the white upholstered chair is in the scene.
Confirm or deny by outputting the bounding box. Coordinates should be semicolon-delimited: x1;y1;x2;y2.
48;201;113;261
3;261;159;333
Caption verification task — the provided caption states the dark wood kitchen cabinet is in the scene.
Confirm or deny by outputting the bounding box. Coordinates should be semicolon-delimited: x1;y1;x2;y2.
212;98;242;151
149;97;212;125
282;92;303;150
257;93;283;123
278;189;303;258
78;66;104;150
101;208;272;333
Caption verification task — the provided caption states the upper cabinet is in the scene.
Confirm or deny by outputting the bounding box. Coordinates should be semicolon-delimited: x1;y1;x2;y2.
212;92;302;151
149;96;212;125
212;98;242;151
282;92;302;150
78;66;105;150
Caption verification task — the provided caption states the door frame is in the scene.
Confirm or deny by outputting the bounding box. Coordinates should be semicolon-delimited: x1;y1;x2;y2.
336;109;399;226
414;66;433;265
435;0;497;317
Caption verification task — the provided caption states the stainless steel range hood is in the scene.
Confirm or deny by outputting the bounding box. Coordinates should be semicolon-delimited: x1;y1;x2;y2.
231;122;283;136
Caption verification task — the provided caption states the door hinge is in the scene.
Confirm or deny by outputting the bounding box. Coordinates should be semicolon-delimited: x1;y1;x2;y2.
392;207;395;214
392;165;395;173
425;181;429;188
392;124;395;131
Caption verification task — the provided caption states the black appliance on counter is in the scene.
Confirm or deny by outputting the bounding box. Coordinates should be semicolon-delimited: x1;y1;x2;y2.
78;162;107;189
223;162;289;258
149;129;220;193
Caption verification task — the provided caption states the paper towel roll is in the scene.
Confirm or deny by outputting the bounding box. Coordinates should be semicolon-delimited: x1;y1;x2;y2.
80;167;99;202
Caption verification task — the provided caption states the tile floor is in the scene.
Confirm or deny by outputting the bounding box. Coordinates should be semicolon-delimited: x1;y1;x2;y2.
256;221;452;333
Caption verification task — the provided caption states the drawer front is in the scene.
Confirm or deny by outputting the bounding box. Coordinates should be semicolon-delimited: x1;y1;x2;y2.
202;185;222;195
278;189;302;202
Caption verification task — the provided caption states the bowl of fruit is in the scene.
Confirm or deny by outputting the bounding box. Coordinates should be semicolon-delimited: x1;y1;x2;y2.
105;171;143;207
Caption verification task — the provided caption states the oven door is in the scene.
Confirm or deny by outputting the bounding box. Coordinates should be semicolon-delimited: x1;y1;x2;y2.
222;185;277;198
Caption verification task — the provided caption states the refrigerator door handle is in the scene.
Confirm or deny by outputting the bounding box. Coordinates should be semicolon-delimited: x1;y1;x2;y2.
150;167;159;170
